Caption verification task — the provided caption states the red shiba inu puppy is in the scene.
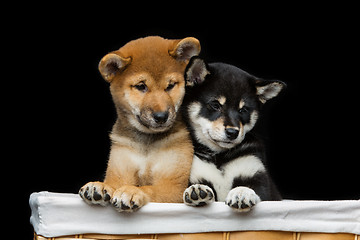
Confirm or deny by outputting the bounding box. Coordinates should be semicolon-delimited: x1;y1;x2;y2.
79;36;201;212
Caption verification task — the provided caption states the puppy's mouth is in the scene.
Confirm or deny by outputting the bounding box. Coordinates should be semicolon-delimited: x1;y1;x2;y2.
207;132;235;148
212;139;235;147
136;115;173;132
209;134;245;149
215;140;233;144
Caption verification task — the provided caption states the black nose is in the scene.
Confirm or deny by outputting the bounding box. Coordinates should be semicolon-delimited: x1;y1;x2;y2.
153;111;169;124
225;128;239;140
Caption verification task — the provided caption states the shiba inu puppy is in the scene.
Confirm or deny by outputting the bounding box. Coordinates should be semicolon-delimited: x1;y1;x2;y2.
79;36;201;212
182;57;284;212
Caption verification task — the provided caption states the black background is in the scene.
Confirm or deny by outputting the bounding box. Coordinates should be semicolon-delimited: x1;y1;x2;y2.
12;5;359;239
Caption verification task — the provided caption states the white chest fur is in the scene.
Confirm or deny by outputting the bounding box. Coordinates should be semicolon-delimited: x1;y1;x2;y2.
108;132;182;184
189;155;265;201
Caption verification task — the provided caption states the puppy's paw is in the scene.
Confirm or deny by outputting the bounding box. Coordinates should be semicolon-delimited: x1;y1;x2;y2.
225;186;260;212
111;186;150;212
79;181;114;206
183;184;215;207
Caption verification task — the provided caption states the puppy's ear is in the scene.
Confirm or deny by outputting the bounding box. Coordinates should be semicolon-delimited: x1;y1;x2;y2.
255;79;286;103
185;57;210;87
169;37;201;62
98;52;131;82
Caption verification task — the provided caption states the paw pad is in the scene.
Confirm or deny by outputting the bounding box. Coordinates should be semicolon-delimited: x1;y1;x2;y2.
110;186;149;213
225;186;260;212
183;184;215;207
79;182;113;207
111;197;139;212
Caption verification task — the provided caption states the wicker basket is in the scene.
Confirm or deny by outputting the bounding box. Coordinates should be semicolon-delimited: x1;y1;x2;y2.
34;231;359;240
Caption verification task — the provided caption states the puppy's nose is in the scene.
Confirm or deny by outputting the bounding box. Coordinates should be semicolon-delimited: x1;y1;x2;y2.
153;111;169;124
225;128;239;140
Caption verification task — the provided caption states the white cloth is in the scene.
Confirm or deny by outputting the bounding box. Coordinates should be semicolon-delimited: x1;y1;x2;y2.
30;191;360;237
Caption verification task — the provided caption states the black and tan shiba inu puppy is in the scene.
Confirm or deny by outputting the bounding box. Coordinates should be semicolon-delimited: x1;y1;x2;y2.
182;57;284;212
79;36;201;212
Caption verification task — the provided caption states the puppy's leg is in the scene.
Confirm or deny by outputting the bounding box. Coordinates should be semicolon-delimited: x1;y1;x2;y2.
104;165;150;212
103;146;151;212
111;185;150;212
109;172;192;212
79;181;114;206
225;186;260;212
140;143;194;204
183;184;215;207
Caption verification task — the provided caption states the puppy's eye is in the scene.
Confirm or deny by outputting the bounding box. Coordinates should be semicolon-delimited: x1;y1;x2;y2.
165;82;177;92
208;100;221;111
239;107;249;113
134;82;148;92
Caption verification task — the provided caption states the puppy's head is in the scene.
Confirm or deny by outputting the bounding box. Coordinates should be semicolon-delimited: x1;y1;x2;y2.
184;57;285;152
98;36;200;133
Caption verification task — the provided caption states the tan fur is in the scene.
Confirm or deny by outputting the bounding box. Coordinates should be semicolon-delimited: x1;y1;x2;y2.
80;36;200;211
216;96;226;105
106;124;193;203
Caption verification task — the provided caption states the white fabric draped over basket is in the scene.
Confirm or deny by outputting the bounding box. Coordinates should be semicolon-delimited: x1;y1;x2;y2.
30;191;360;238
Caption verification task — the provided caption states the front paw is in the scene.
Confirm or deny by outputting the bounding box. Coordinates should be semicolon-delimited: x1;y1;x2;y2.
183;184;215;207
225;187;260;212
111;186;150;212
79;181;114;206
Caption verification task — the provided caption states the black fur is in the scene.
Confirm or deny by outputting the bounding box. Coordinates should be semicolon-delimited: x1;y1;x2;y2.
182;57;284;210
